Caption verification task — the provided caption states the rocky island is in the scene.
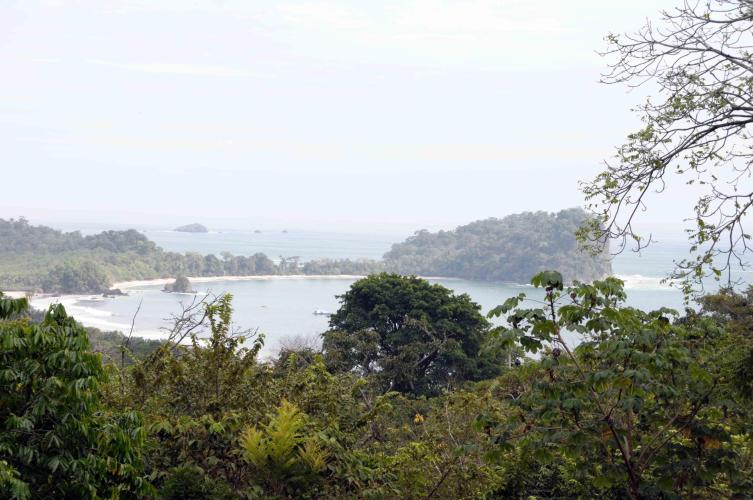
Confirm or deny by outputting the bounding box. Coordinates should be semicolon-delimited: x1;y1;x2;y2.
174;223;208;233
163;276;195;293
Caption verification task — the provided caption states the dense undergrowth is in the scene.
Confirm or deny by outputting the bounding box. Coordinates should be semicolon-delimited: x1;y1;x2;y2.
2;272;752;498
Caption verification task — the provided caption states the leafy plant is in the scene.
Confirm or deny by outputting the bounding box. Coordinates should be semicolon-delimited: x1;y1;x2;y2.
0;296;151;497
323;273;506;396
240;401;329;496
484;271;750;498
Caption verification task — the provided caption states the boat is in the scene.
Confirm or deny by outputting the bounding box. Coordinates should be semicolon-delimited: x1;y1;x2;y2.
313;309;331;316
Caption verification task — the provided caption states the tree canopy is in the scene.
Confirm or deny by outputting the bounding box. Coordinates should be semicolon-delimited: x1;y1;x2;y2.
0;293;150;498
0;218;378;293
322;273;506;396
384;208;612;283
482;272;753;498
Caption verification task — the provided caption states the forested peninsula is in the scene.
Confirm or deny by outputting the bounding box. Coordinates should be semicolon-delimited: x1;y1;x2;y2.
0;208;610;294
384;208;611;283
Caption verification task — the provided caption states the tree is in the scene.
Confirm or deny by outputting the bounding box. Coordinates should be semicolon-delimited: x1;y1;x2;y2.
131;293;263;417
202;254;224;276
42;261;111;294
0;293;150;497
322;273;503;396
580;1;753;291
694;286;753;400
250;252;276;275
483;271;751;498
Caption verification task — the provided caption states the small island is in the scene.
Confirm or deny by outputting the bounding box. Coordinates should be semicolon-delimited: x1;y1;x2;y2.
163;276;195;294
174;223;208;233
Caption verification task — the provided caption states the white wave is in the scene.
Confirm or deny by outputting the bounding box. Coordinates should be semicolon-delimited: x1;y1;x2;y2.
29;295;177;339
32;295;115;316
615;274;673;290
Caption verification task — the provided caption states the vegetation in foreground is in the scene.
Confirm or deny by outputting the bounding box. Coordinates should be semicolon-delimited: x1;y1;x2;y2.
1;1;752;497
2;271;752;498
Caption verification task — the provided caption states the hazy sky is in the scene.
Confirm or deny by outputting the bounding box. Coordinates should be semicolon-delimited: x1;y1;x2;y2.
1;0;686;234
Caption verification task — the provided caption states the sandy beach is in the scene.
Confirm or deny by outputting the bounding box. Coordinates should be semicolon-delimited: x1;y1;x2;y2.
22;275;368;341
112;274;367;290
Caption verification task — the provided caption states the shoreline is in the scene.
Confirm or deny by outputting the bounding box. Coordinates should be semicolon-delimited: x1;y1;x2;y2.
16;272;677;352
112;274;368;290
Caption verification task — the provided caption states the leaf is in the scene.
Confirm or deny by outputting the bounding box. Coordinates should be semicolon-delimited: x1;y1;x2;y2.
531;271;564;290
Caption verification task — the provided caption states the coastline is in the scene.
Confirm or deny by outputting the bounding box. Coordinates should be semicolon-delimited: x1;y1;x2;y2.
17;273;675;347
26;275;371;342
112;274;368;290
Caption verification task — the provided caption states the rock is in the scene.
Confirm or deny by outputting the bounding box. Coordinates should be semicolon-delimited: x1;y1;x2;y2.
174;223;209;233
163;276;195;293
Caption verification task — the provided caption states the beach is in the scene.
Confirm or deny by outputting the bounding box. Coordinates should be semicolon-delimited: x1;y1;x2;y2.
112;274;368;290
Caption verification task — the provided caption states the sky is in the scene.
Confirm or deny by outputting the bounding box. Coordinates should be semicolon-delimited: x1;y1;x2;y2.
0;0;686;236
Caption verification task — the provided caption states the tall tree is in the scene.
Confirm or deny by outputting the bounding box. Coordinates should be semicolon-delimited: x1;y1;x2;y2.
580;1;753;291
484;272;752;498
0;293;150;497
322;273;503;396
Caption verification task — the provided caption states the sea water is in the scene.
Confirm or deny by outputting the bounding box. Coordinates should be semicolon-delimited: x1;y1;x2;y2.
35;229;745;355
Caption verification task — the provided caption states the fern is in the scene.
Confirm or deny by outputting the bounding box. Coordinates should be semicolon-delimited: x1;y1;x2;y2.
298;439;328;473
238;400;329;493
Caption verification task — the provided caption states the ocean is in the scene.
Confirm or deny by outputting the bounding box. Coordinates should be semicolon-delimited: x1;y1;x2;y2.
31;228;742;356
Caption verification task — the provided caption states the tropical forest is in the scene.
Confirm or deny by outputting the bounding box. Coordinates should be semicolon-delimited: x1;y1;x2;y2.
2;1;753;499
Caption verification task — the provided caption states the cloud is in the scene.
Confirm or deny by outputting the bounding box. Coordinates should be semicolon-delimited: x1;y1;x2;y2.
85;58;258;77
275;3;368;30
395;0;570;34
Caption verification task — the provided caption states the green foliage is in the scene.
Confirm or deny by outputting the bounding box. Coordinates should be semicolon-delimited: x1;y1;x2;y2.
384;208;612;283
323;273;505;396
160;465;234;499
0;292;28;319
130;294;263;417
1;214;610;294
0;218;382;293
484;271;753;498
144;413;246;493
3;252;751;499
579;1;753;290
5;274;753;497
302;258;384;275
240;401;329;495
695;286;753;401
0;459;30;500
42;260;112;294
0;298;151;497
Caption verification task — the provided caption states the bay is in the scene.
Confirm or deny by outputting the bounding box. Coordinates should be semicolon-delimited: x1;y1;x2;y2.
32;229;698;356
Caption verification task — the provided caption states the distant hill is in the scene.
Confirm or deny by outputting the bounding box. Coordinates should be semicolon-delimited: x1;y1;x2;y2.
0;218;372;294
174;223;208;233
383;208;611;283
0;209;611;293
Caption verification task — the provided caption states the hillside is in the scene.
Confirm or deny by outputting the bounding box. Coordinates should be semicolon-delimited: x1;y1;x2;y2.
0;218;378;293
383;208;611;283
0;210;610;293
